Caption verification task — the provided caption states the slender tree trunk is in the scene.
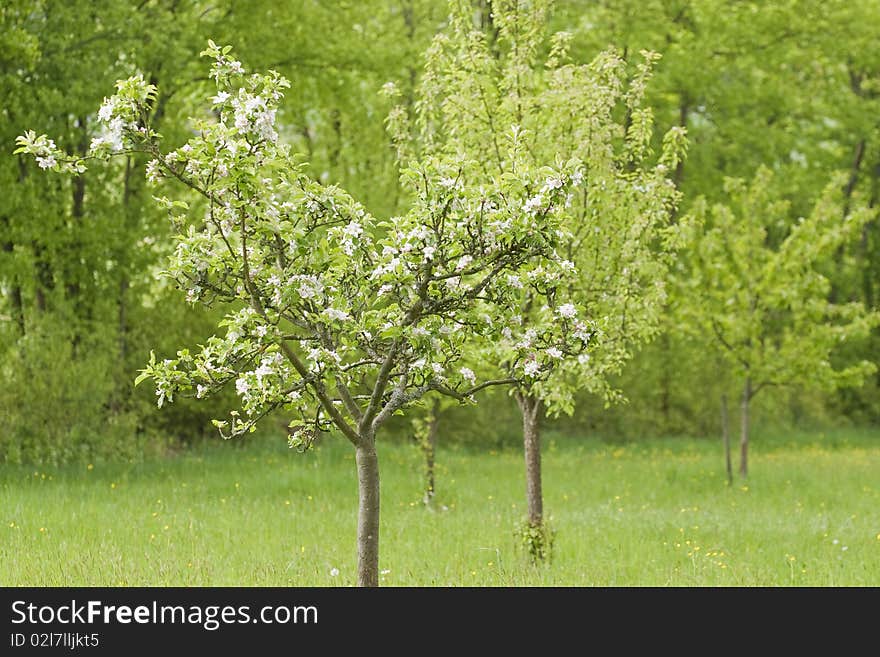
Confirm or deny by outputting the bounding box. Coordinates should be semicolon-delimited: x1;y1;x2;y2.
329;108;342;173
67;163;86;357
862;159;878;309
831;136;866;303
739;377;751;478
1;225;24;335
672;102;689;191
659;332;672;429
355;439;380;587
720;393;732;485
118;277;129;362
517;393;543;528
422;400;440;506
33;243;52;312
119;155;137;367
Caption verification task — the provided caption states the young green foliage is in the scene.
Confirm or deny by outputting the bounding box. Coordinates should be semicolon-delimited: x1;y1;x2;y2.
682;166;879;475
388;0;686;548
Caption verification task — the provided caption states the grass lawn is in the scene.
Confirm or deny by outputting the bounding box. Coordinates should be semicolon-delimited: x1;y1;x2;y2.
2;430;879;586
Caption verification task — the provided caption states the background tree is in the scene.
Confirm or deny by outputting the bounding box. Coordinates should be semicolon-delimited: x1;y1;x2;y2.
0;0;228;462
387;0;685;557
551;0;880;438
681;166;879;476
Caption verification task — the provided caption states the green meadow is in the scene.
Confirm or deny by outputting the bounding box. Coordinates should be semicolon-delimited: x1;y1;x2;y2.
4;431;878;586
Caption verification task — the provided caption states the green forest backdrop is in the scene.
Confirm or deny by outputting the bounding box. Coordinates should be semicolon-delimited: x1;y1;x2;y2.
2;0;879;464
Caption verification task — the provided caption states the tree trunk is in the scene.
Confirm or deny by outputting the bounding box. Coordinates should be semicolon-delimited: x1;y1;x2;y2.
659;332;671;428
1;223;24;335
720;393;732;485
355;439;380;587
739;378;751;478
33;243;52;312
422;400;440;506
517;393;544;528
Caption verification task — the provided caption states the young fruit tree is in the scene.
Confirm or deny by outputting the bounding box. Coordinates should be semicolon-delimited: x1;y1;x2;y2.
17;42;591;585
385;1;686;557
681;166;879;477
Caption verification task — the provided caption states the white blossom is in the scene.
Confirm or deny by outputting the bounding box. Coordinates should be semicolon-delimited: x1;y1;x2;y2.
456;255;473;271
557;303;578;319
573;321;592;341
323;307;351;321
546;347;563;359
98;100;115;122
307;348;324;373
294;275;323;299
524;194;544;214
343;221;363;238
146;159;162;183
523;360;541;377
252;366;272;385
516;329;537;349
460;367;476;385
541;176;564;192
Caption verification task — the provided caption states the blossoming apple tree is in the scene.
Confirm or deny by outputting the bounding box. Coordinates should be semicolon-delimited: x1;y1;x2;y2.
385;1;687;557
17;41;592;585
